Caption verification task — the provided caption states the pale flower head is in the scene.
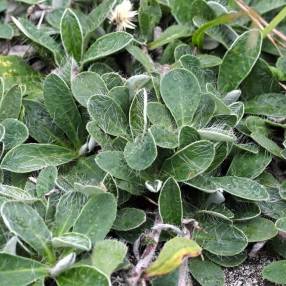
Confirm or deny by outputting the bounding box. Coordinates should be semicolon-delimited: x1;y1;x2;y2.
109;0;137;31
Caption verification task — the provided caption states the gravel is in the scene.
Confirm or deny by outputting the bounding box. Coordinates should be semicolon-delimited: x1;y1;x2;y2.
224;253;280;286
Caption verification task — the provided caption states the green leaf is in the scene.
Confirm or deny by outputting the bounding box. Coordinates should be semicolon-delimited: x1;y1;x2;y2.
12;17;62;64
170;0;206;25
102;73;125;90
0;184;37;202
36;166;57;198
0;123;4;142
276;217;286;232
242;59;281;100
160;68;201;126
0;85;22;121
251;131;283;158
88;95;128;138
60;9;83;62
258;189;286;220
206;142;230;173
23;99;67;145
236;217;278;242
178;126;200;149
52;232;91;251
205;251;247;268
189;258;224;286
0;23;13;39
71;72;108;107
56;265;110;286
129;89;146;138
263;260;286;284
83;32;133;64
245;93;286;118
218;30;262;93
186;175;218;193
0;55;41;97
146;237;202;277
212;176;269;201
198;125;236;142
147;102;175;128
251;0;286;14
57;155;105;191
1;201;53;259
0;253;48;286
53;191;87;236
152;271;179;286
196;54;222;68
269;236;286;259
139;0;161;40
74;192;117;243
1;119;29;150
192;12;239;49
231;202;261;221
228;150;272;179
113;207;146;231
86;0;116;34
96;151;136;181
192;94;216;128
108;86;129;113
1;144;76;173
161;140;215;182
193;216;247;256
159;177;182;225
126;45;155;73
86;121;113;150
150;125;178;149
124;130;157;171
148;25;193;50
44;73;85;148
91;239;127;276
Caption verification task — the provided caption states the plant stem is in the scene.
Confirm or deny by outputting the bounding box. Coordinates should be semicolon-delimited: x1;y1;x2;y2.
178;258;192;286
262;6;286;38
128;216;161;286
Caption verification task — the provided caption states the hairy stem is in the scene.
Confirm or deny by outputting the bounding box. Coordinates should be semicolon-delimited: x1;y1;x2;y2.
128;216;161;286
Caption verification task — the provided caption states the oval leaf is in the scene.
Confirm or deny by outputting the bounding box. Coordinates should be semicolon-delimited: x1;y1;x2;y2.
189;258;225;286
43;73;85;148
91;239;127;276
0;253;48;286
56;265;110;286
1;201;52;257
60;9;83;62
235;217;278;242
88;95;128;138
218;30;262;93
212;176;269;201
124;130;157;171
263;260;286;284
52;232;91;251
74;192;117;243
1;144;76;173
159;177;182;225
71;72;108;107
161;140;215;182
113;207;146;231
160;68;201;126
83;32;133;64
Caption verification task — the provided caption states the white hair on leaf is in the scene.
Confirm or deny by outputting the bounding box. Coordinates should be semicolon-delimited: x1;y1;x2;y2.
109;0;137;31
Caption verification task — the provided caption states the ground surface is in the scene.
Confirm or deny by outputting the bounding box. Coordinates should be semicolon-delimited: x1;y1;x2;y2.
224;253;279;286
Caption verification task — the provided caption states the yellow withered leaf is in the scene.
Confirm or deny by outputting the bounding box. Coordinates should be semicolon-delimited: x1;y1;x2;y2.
145;237;202;277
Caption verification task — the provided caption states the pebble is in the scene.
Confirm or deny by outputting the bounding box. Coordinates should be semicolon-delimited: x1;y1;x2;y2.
224;253;280;286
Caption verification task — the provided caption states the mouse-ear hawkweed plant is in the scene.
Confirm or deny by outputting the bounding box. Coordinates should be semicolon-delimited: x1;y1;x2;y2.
0;0;286;285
